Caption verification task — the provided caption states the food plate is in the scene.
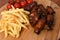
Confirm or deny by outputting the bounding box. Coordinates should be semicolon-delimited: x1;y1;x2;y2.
0;0;60;40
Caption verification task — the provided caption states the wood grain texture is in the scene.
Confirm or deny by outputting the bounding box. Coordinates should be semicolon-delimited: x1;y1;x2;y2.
0;0;8;8
57;29;60;40
0;0;60;40
51;0;60;6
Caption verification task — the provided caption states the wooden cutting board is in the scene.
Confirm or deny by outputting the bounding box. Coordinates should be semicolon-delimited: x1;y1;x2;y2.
0;1;60;40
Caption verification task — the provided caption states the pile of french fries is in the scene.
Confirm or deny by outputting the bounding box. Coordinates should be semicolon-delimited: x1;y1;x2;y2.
0;5;30;38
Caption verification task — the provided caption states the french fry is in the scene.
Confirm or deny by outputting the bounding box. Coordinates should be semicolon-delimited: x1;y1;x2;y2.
17;18;24;23
8;26;15;35
13;26;17;35
16;32;19;38
15;18;27;29
9;12;26;23
11;5;15;10
19;12;29;24
4;26;8;37
8;32;15;37
0;6;30;38
16;26;21;38
3;23;8;37
23;11;30;15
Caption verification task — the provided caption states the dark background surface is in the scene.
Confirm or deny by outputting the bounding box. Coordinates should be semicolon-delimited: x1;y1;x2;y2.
0;0;60;8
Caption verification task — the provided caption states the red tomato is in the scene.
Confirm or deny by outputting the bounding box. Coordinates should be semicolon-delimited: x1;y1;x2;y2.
14;3;20;8
26;0;33;4
20;0;27;7
7;4;12;10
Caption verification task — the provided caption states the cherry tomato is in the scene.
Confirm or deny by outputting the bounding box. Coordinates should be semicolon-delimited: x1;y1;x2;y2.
14;3;20;8
7;4;12;10
26;0;33;4
20;0;27;8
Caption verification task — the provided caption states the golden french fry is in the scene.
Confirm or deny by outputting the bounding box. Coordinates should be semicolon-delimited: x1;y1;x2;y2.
4;23;8;38
19;12;29;24
16;31;19;38
8;26;15;35
11;12;26;23
16;26;21;38
23;11;30;15
11;5;15;10
17;18;24;23
0;6;30;38
13;26;17;35
8;32;15;37
4;27;8;37
15;18;27;29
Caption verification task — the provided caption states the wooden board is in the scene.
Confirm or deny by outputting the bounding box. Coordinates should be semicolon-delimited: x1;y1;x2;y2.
0;0;8;8
0;0;60;40
57;29;60;40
